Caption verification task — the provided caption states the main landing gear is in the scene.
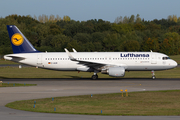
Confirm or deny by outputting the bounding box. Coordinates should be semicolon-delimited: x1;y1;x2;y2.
91;70;99;80
151;70;156;79
92;74;98;80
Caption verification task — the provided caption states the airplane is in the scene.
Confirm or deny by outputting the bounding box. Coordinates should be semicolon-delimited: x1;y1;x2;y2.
4;25;178;80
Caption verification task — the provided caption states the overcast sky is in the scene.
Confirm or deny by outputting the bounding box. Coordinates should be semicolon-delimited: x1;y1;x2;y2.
1;0;180;22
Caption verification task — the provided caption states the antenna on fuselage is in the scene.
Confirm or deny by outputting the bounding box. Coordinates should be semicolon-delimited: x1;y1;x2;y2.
150;50;153;52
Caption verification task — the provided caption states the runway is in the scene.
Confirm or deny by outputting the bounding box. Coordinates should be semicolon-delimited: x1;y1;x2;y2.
0;78;180;120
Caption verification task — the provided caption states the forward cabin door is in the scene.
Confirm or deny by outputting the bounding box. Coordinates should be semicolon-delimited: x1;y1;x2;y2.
151;54;157;64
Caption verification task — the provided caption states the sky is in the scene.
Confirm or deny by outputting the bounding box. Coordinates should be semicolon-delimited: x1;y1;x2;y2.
1;0;180;23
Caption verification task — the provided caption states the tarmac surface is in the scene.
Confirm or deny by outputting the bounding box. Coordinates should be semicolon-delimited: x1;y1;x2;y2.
0;78;180;120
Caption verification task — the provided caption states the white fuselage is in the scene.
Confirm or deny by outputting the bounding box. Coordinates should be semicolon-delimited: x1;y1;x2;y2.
4;52;177;71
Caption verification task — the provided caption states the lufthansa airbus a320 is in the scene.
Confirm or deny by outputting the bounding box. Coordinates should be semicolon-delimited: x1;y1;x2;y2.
4;25;177;79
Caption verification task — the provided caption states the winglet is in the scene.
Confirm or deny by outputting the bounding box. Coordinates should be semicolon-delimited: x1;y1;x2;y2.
72;48;77;53
64;48;76;61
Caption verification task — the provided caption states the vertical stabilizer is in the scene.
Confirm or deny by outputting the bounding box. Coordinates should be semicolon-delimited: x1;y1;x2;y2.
7;25;39;53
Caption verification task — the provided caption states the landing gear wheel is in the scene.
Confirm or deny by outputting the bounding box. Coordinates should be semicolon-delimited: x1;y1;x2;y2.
91;75;98;80
151;70;156;80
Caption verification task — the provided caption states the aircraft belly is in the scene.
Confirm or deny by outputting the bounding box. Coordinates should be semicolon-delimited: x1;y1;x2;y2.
126;65;165;71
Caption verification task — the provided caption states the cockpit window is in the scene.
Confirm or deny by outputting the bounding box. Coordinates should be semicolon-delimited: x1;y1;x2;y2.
162;57;171;60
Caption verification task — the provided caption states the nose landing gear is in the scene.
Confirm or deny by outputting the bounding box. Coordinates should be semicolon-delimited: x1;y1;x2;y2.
151;70;156;79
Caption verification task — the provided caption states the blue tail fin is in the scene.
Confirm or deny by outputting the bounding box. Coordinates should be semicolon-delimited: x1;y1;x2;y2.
7;25;39;53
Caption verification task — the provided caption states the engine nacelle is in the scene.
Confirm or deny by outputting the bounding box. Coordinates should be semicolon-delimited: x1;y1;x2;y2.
101;67;125;77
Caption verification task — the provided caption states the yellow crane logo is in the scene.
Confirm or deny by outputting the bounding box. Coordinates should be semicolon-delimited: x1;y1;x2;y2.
11;33;24;46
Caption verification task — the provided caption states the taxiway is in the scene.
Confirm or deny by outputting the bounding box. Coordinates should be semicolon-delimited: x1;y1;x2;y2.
0;78;180;120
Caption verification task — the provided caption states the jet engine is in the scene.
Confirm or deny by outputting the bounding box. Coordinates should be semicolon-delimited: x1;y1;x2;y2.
101;67;125;77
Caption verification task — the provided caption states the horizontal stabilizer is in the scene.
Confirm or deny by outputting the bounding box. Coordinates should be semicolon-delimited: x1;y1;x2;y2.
4;55;25;61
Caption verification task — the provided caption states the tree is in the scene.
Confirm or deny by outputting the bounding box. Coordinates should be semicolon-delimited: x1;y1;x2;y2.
73;33;92;43
123;16;129;23
168;15;178;22
141;38;159;52
49;24;62;35
102;33;121;51
0;30;10;47
129;15;135;24
91;32;105;43
94;19;111;32
112;23;134;35
133;23;146;31
135;14;141;23
114;16;123;24
67;40;81;51
161;32;180;55
121;40;140;51
63;16;71;21
50;34;71;51
63;21;80;37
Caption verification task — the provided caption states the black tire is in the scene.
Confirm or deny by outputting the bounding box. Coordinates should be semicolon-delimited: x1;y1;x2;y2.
152;76;156;80
91;75;98;80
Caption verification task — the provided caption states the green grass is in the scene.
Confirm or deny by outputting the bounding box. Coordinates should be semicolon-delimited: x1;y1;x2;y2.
0;66;179;79
6;90;180;115
0;59;18;65
170;55;180;64
0;83;36;87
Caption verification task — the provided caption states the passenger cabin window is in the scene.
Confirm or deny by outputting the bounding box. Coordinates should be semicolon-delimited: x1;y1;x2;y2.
162;57;170;60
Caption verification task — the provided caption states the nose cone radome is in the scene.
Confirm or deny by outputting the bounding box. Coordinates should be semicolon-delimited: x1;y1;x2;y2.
174;61;178;67
172;60;178;68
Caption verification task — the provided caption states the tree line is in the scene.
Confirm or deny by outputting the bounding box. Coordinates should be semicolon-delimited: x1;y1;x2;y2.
0;14;180;56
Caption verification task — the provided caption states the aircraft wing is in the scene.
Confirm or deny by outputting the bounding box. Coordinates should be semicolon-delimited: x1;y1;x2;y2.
76;60;106;69
64;48;106;69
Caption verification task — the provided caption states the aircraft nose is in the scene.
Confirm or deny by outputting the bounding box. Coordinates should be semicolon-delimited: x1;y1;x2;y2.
173;60;178;67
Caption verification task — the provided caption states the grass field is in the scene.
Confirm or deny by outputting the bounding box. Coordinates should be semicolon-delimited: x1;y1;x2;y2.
170;55;180;64
6;90;180;116
0;83;36;87
0;59;18;64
